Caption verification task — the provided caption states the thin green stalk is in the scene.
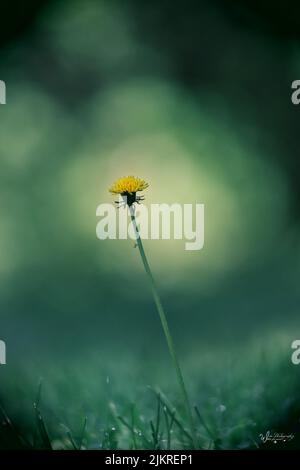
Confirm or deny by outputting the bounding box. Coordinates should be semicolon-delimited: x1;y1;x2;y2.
129;207;197;448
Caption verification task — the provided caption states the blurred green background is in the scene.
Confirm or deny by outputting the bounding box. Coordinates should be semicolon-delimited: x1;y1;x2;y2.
0;0;300;449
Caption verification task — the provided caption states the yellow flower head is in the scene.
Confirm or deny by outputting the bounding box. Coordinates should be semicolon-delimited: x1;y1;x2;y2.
109;175;149;195
109;176;149;206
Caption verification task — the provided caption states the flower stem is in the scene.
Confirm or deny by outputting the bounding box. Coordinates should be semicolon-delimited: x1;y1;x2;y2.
129;208;197;448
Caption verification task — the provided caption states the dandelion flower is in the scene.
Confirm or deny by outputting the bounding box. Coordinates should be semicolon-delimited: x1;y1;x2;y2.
107;175;197;446
109;175;149;206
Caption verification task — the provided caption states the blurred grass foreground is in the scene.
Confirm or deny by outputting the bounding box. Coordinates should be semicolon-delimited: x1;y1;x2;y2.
1;338;300;450
1;0;300;451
